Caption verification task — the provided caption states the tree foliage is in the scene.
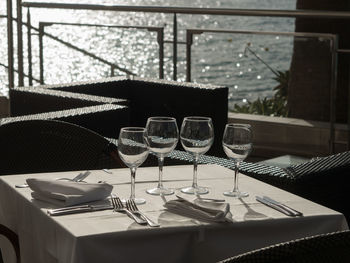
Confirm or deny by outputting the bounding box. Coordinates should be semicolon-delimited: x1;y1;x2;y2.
232;70;289;117
231;43;289;117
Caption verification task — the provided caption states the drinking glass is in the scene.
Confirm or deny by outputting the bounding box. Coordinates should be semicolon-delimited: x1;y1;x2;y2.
146;117;179;196
180;116;214;195
222;123;252;198
118;127;149;205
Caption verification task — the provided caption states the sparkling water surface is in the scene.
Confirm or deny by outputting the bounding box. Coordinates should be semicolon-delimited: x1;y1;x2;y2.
0;0;296;108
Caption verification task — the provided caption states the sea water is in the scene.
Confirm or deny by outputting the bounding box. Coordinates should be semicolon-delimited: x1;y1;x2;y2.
0;0;296;109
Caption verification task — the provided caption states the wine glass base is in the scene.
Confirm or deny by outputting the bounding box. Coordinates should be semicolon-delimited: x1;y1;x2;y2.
146;187;174;196
181;186;209;195
223;190;249;198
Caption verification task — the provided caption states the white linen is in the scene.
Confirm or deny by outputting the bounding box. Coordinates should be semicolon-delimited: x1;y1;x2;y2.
0;165;348;263
26;178;113;206
164;193;232;222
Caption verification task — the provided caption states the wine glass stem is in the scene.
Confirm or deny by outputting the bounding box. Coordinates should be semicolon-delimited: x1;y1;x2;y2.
130;167;136;200
192;155;199;188
233;161;240;192
157;156;164;189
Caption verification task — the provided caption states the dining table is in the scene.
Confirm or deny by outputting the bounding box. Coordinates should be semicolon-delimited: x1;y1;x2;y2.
0;164;348;263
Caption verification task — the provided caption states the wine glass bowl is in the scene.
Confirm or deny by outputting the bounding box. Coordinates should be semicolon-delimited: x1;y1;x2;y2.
222;123;252;198
180;116;214;195
146;117;179;196
118;127;149;205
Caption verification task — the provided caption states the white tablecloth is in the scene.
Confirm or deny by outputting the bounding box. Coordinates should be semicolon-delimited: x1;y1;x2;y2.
0;164;348;263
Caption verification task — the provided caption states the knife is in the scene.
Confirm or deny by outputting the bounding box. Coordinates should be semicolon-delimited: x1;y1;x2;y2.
262;196;303;217
176;194;225;203
196;197;226;203
48;204;113;216
256;196;296;217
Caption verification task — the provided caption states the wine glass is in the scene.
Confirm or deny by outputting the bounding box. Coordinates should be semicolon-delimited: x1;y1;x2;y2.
222;123;252;198
180;116;214;195
146;117;179;196
118;127;149;205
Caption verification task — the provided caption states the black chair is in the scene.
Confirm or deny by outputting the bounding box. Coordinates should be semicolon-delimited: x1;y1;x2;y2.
239;151;350;222
0;119;125;262
0;225;20;263
217;230;350;263
0;119;177;263
0;119;125;175
164;150;350;222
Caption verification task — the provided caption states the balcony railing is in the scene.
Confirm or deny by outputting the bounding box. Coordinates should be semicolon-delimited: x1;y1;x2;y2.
3;1;350;154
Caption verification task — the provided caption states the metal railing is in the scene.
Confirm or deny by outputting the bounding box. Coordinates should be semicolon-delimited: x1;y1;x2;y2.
5;1;14;90
186;28;339;153
14;2;350;85
35;21;164;84
4;1;350;153
0;15;12;86
4;13;164;85
0;62;40;83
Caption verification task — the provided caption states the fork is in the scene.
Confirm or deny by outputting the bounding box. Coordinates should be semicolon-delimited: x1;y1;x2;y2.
58;171;91;182
15;171;91;188
111;196;147;225
126;199;160;227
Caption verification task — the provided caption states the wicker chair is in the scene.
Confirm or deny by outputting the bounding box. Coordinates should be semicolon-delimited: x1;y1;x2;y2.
0;119;125;263
22;76;228;156
217;230;350;263
0;119;125;175
165;150;350;222
0;225;20;263
240;151;350;222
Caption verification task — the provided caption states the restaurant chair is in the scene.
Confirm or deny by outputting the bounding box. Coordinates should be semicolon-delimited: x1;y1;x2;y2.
165;149;350;222
240;151;350;222
217;230;350;263
0;119;125;175
0;224;20;263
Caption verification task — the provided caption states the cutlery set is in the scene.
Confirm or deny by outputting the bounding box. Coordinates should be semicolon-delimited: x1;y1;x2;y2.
110;195;148;225
256;196;303;217
125;199;160;227
20;170;302;226
48;194;301;228
17;170;159;227
48;195;160;227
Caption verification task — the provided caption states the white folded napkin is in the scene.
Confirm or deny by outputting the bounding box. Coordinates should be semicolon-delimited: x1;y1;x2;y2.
26;178;113;207
164;194;233;223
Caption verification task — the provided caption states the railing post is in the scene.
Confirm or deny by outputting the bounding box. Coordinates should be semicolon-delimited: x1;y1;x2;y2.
173;13;177;81
16;0;24;86
6;0;14;116
329;35;338;154
39;23;44;84
7;0;14;90
111;65;115;77
27;8;33;86
348;57;350;150
157;28;164;79
186;30;193;82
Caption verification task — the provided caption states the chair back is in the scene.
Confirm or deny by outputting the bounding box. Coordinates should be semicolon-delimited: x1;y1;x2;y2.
0;119;123;175
218;230;350;263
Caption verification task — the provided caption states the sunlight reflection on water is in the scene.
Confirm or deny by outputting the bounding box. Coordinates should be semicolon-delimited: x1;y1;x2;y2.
0;0;295;109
